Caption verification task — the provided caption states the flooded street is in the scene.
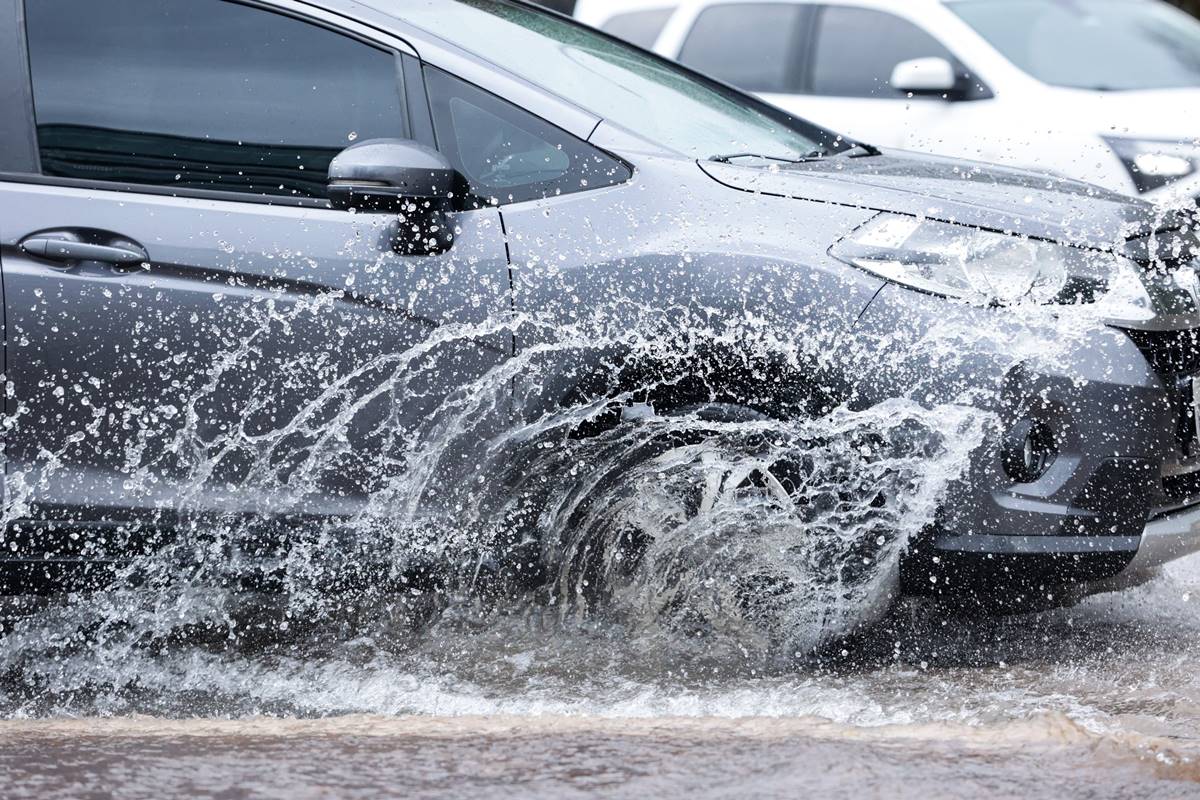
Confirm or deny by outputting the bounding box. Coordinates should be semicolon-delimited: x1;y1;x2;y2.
0;306;1180;798
1;552;1198;798
1;713;1194;799
7;0;1200;794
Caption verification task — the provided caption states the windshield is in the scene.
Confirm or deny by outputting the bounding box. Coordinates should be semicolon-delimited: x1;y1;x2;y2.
949;0;1200;91
383;0;830;160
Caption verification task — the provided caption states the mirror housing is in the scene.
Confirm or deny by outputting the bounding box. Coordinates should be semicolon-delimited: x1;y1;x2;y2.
890;57;962;99
328;138;456;210
328;139;459;255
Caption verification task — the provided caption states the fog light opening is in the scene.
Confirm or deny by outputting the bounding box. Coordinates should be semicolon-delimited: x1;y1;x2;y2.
1002;419;1057;483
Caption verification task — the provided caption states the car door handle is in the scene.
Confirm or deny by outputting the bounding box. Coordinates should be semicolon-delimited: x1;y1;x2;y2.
20;236;148;266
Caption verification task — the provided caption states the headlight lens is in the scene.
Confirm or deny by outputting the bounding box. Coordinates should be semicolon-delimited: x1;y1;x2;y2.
831;213;1154;321
1104;137;1200;193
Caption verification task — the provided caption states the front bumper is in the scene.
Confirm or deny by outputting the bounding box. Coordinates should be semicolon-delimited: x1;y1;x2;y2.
1137;502;1200;569
1085;502;1200;594
898;501;1200;609
853;282;1200;604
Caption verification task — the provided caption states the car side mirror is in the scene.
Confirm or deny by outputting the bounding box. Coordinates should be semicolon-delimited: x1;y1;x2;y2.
890;57;963;100
328;138;459;255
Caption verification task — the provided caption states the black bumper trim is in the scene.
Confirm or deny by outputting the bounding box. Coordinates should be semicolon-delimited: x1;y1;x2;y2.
932;533;1141;555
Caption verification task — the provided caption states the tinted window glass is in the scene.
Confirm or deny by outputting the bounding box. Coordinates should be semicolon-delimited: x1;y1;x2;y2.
811;6;957;97
426;68;630;204
602;7;675;48
950;0;1200;90
679;4;806;93
26;0;405;199
391;1;832;161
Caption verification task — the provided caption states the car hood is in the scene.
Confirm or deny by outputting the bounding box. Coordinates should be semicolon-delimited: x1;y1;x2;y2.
699;150;1191;256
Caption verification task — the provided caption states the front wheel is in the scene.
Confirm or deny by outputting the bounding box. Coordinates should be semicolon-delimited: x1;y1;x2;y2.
540;404;907;657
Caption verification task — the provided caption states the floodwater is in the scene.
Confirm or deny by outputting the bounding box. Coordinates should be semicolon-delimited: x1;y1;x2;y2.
1;552;1197;799
1;713;1194;799
0;280;1197;797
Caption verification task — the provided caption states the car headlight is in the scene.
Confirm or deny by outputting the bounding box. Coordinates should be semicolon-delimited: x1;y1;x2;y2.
830;213;1154;321
1104;137;1200;194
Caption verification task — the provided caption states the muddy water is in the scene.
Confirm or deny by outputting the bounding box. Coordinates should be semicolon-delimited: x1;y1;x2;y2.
0;303;1195;797
0;714;1193;799
1;553;1198;799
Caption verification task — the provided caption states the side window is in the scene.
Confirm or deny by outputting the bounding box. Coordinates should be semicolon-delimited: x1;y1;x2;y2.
601;7;676;49
810;6;959;98
424;68;631;206
678;4;808;93
24;0;406;199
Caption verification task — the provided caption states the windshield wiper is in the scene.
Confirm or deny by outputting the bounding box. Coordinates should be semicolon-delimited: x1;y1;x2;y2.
710;142;879;166
709;152;817;165
828;142;881;158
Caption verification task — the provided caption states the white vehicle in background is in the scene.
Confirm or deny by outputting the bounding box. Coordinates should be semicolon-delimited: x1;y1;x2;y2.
575;0;1200;206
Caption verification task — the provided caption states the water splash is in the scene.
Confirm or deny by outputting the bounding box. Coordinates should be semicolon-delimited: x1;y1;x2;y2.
0;290;1122;715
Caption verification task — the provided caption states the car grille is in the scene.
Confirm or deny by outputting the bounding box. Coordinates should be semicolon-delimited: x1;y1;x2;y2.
1124;328;1200;447
1124;327;1200;514
1155;462;1200;518
1163;469;1200;504
1125;327;1200;377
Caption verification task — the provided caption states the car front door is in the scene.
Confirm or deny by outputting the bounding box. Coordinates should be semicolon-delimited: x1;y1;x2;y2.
675;3;990;151
0;0;512;535
790;4;991;151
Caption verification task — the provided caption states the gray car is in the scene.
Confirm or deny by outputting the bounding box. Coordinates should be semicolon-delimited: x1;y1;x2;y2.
0;0;1198;617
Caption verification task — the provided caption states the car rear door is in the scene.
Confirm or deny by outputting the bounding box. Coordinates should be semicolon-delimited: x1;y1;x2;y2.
0;0;38;520
0;0;513;532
